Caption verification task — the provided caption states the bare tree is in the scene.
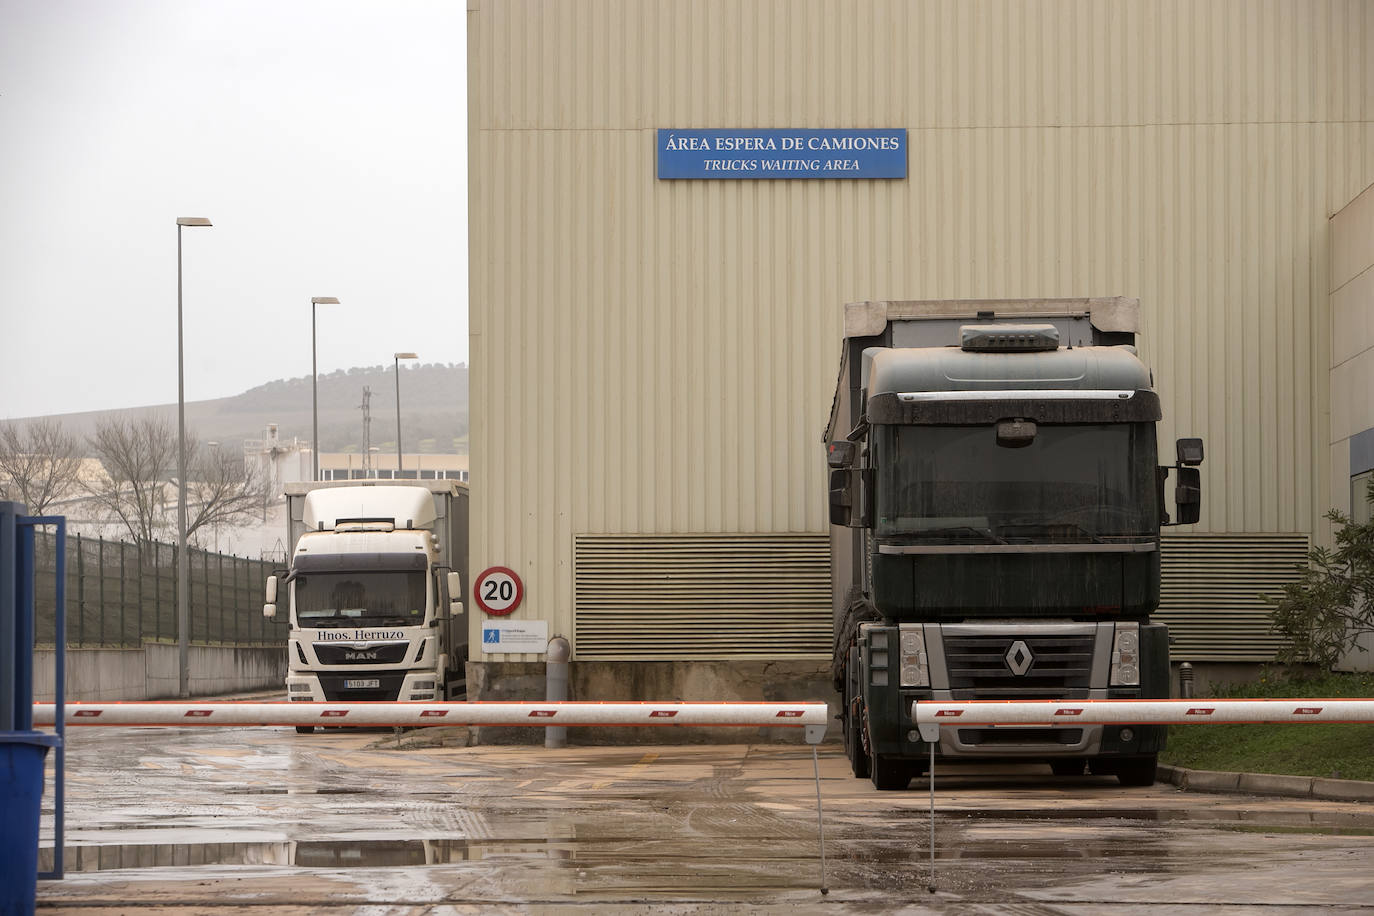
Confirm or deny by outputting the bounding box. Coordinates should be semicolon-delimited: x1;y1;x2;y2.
185;444;271;548
86;415;270;549
0;418;86;514
86;416;178;546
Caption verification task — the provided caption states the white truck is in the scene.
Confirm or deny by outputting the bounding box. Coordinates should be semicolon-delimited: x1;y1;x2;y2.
263;481;470;729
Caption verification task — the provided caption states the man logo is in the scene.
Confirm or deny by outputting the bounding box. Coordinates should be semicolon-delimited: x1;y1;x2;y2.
1005;640;1034;676
344;650;379;661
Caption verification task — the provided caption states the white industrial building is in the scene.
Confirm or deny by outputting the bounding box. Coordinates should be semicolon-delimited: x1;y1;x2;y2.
465;1;1374;697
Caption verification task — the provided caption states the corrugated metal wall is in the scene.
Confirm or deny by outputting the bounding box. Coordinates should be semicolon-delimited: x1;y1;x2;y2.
573;534;830;659
468;0;1374;660
1330;181;1374;514
1157;533;1311;661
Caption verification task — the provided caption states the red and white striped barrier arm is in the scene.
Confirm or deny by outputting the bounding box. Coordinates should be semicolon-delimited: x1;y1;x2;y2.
911;698;1374;729
33;701;830;741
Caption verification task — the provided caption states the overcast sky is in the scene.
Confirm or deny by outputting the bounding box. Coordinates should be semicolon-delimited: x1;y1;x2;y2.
0;0;467;420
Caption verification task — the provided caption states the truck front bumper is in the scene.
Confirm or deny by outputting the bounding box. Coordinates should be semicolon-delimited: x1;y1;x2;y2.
902;703;1165;759
286;670;443;703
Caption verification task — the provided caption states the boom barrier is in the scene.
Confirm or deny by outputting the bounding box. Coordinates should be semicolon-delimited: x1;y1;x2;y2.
32;701;830;742
30;699;834;892
910;698;1374;735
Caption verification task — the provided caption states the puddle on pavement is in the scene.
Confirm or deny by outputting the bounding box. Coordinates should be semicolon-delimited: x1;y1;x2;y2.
851;843;1114;864
1212;823;1374;837
39;837;573;873
905;806;1374;835
222;787;366;795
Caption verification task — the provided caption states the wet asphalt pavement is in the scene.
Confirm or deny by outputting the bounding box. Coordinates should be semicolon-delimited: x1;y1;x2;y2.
32;721;1374;913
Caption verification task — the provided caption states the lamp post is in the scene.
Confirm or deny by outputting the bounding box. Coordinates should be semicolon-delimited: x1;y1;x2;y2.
311;297;340;481
176;217;212;699
207;442;220;551
393;352;418;477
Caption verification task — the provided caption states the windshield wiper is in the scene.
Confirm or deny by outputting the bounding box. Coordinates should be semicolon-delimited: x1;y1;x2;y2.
300;615;415;628
999;521;1105;543
906;526;1008;544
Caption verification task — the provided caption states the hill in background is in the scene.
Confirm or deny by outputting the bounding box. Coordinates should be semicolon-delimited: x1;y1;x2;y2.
21;363;469;456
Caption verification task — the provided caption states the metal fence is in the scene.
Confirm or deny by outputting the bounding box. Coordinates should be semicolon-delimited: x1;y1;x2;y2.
30;532;287;648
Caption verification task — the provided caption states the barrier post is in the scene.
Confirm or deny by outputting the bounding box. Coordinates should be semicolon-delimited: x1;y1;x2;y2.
545;636;570;748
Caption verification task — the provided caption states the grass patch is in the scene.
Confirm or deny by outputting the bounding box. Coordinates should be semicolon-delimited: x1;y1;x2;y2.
1159;670;1374;781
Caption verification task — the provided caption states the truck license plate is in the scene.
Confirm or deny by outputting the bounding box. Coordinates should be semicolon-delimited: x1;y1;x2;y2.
345;679;380;689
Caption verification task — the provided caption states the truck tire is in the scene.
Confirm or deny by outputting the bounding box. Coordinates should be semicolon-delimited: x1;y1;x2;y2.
847;708;870;779
295;726;315;734
1050;759;1085;776
869;752;912;791
845;648;869;778
1114;755;1158;787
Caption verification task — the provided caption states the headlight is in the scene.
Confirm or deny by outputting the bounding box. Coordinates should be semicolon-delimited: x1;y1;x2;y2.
1111;623;1140;686
899;625;929;687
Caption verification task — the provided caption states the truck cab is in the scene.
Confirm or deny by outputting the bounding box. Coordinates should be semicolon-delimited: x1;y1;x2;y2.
264;484;468;724
827;300;1202;789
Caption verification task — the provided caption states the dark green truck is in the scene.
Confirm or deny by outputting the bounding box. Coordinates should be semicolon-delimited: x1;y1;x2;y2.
826;299;1203;789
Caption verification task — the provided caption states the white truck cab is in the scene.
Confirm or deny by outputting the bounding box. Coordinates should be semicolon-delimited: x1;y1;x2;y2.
264;484;468;723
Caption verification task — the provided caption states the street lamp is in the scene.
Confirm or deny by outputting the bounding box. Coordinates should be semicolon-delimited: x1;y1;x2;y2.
176;217;212;699
393;352;418;477
311;297;340;482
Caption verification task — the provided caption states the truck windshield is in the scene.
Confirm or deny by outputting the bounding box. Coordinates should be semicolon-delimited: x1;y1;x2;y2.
876;423;1157;542
293;571;427;627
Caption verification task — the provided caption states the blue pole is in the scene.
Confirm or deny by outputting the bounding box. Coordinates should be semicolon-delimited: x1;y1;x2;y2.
0;502;19;733
16;521;35;732
1;503;65;907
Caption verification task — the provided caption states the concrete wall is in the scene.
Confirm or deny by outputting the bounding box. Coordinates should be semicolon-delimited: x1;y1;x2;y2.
33;644;286;702
467;659;838;745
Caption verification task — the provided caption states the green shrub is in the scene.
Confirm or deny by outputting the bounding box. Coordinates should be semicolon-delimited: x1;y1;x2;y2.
1266;480;1374;669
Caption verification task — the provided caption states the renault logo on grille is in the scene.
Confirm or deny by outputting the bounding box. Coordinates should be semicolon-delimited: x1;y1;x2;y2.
1005;640;1034;676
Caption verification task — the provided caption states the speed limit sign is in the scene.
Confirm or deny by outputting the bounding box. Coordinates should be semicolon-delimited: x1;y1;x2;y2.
474;566;523;616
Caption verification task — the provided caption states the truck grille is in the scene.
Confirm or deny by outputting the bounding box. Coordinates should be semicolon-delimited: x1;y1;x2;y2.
956;728;1084;746
944;632;1095;699
313;643;411;665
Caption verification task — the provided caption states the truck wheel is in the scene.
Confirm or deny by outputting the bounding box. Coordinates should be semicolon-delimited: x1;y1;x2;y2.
1114;755;1158;787
845;649;869;779
847;710;870;779
869;753;911;791
295;726;315;734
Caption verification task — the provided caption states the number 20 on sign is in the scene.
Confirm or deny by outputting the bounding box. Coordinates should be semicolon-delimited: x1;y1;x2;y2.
474;566;523;616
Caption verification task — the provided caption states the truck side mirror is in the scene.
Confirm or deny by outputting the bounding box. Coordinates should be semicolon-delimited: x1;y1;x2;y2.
829;468;872;528
263;575;278;619
829;469;854;526
1177;437;1204;466
827;440;856;469
447;571;464;617
1174;466;1201;525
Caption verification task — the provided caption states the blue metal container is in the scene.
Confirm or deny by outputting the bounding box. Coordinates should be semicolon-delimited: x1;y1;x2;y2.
0;732;58;915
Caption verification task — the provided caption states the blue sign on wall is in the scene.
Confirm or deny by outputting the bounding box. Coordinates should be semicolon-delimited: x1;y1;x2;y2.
657;129;906;180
